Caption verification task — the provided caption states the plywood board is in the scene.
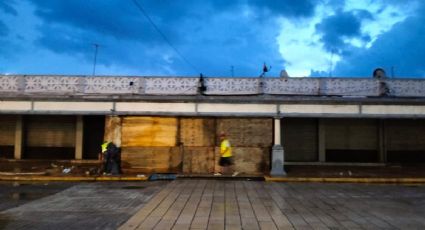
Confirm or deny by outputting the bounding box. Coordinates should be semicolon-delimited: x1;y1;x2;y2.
104;116;122;147
0;115;16;145
25;115;75;147
121;116;177;147
214;147;269;174
216;118;273;147
121;146;181;173
180;118;215;147
182;147;215;173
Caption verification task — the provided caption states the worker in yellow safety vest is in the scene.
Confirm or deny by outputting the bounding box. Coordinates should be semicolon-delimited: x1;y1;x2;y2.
214;132;239;177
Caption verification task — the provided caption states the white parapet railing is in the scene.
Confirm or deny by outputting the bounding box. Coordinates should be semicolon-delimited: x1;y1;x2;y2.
0;75;424;97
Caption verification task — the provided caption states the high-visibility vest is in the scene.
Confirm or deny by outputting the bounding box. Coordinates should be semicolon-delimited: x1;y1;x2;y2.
220;139;232;157
101;142;109;153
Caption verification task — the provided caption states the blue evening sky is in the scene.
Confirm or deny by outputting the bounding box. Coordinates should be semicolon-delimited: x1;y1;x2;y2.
0;0;424;78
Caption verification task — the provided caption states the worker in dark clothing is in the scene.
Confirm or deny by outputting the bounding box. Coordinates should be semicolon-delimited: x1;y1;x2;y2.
106;142;122;175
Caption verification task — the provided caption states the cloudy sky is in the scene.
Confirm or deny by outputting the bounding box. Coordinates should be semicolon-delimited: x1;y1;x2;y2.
0;0;424;78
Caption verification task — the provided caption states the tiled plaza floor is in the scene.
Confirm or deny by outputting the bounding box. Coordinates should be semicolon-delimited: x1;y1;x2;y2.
120;180;425;230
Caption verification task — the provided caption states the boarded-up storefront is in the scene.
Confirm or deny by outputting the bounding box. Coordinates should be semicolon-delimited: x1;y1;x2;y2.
385;119;425;163
0;115;16;159
180;118;215;173
117;116;272;174
120;116;181;173
215;118;272;174
325;119;379;162
24;115;76;159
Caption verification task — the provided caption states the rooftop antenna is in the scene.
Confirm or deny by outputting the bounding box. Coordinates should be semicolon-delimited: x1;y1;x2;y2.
92;43;100;76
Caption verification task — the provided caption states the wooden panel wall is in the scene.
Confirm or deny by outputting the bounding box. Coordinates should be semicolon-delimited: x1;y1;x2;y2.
121;147;181;173
121;117;177;147
182;147;215;173
0;115;16;145
25;115;75;147
282;118;318;162
216;118;273;147
215;118;272;174
104;116;122;146
120;117;179;173
180;118;215;147
118;116;272;174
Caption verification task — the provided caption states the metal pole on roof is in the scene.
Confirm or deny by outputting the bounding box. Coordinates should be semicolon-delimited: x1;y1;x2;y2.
92;44;99;76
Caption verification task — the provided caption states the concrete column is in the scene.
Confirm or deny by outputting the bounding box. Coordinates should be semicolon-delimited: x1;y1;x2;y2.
318;119;326;162
75;115;84;160
14;115;23;160
270;117;286;176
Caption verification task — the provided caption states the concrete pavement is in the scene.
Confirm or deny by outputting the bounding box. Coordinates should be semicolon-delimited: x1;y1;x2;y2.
120;180;425;230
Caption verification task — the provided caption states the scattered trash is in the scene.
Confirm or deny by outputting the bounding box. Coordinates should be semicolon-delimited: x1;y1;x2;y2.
62;168;71;174
85;171;90;176
339;172;343;176
51;163;58;168
136;174;146;178
348;171;353;176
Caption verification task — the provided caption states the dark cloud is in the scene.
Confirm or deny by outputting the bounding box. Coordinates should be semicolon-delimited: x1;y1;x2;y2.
26;0;287;76
0;1;18;15
315;10;372;53
250;0;317;17
333;4;425;78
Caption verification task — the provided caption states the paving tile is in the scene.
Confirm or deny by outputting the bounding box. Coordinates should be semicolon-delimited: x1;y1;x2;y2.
117;180;425;230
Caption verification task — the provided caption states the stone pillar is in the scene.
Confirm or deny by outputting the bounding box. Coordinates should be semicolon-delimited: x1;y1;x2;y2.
270;117;286;176
75;116;84;160
14;115;23;160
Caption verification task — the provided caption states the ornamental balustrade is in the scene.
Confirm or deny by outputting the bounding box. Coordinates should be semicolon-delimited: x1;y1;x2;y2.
0;75;424;97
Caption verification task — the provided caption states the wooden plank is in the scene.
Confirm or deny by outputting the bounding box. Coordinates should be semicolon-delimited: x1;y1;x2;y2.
182;147;215;173
180;118;215;147
122;116;177;147
216;118;273;147
214;147;269;174
104;115;122;146
121;147;181;173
